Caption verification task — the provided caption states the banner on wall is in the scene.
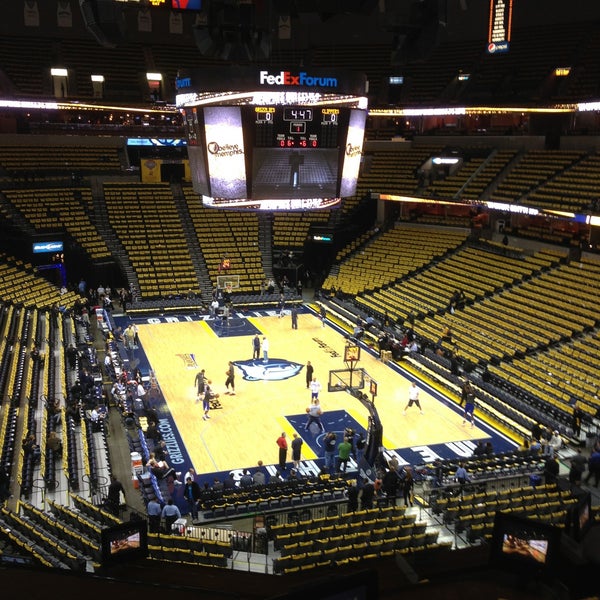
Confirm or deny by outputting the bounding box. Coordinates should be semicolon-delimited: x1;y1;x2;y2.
24;0;40;27
169;11;183;34
57;0;73;28
278;15;291;40
141;159;162;183
138;7;152;32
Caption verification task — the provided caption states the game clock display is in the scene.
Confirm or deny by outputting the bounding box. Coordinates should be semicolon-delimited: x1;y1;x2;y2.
252;106;341;148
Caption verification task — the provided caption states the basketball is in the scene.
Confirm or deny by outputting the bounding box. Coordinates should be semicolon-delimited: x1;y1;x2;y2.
306;407;310;413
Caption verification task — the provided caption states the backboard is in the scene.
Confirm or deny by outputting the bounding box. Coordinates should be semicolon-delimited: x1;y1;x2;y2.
328;367;365;393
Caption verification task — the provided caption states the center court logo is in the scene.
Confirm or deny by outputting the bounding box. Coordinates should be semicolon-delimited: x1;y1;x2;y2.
234;358;303;381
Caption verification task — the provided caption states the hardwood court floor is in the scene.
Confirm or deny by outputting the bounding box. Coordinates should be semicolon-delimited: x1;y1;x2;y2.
136;311;483;475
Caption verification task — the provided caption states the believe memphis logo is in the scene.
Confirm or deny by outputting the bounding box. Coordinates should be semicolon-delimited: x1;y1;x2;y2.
234;358;303;381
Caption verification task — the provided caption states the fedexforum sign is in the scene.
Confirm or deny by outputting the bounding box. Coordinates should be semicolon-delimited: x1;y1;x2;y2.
259;70;338;88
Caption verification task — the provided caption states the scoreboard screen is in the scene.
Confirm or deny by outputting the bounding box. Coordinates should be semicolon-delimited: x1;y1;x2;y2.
252;106;341;149
184;104;366;209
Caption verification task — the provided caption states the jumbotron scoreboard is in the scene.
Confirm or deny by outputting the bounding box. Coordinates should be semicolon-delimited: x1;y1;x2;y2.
176;67;368;210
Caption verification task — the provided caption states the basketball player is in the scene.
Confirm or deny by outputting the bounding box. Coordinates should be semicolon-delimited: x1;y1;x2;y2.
462;388;475;427
304;399;325;433
194;369;206;404
403;381;423;415
224;361;235;395
310;376;321;401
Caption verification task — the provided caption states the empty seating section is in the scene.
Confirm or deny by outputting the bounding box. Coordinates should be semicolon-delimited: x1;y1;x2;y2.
151;44;223;96
60;39;147;102
459;150;517;201
0;253;79;309
325;224;466;298
526;153;600;212
358;147;442;199
309;44;391;107
20;501;102;564
363;245;537;325
426;156;487;200
0;506;88;569
491;150;582;205
3;188;111;260
0;146;121;177
104;183;197;298
271;505;447;572
147;530;233;568
432;483;576;544
273;211;330;251
183;187;265;293
415;253;597;365
0;36;53;96
466;23;586;104
199;476;349;519
401;39;482;105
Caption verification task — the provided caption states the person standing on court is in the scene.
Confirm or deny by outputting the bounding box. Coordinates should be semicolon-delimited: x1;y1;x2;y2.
252;334;260;359
305;399;325;433
337;436;352;473
202;380;216;420
291;433;303;469
291;305;298;329
262;336;269;363
403;381;423;415
276;432;288;470
305;361;314;389
194;368;206;404
320;305;326;327
323;431;337;472
310;376;321;401
224;361;235;395
462;387;475;427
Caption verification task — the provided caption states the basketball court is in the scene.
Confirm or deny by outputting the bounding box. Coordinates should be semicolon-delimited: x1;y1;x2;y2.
114;305;517;490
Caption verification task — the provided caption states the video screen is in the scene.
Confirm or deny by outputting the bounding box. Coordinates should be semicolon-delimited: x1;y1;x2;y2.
573;493;592;541
101;521;148;566
251;148;339;200
501;534;549;564
490;512;560;573
110;531;141;555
